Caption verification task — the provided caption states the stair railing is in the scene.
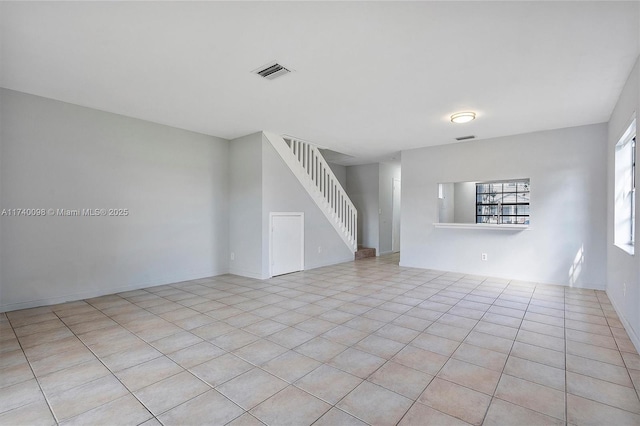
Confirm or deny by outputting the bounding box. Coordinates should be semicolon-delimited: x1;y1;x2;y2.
282;136;358;252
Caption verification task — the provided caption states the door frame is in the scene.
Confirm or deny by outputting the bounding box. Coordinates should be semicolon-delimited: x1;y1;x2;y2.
269;212;305;278
392;178;401;253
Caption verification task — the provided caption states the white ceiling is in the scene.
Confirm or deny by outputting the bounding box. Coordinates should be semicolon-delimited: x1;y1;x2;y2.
2;1;639;165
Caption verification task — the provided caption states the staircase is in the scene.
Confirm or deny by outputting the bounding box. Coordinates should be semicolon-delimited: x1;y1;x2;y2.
263;132;357;253
355;246;376;260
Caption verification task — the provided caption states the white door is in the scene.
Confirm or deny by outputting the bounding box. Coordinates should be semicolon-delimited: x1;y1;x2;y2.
392;179;401;252
270;212;304;277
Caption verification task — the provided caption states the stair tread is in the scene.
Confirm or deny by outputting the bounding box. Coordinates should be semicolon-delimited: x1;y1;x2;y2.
355;247;376;260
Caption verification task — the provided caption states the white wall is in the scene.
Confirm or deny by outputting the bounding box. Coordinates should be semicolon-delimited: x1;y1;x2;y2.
327;162;347;190
228;132;263;279
607;56;640;349
378;162;401;255
401;123;607;288
347;164;380;250
0;89;230;311
262;136;353;276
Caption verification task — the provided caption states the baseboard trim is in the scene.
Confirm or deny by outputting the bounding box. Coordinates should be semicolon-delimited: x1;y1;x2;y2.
0;268;228;313
228;267;268;280
607;293;640;354
305;256;354;271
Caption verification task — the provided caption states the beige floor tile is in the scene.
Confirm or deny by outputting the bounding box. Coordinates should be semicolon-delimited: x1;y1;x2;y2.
392;345;448;375
568;394;640;425
337;381;413;426
392;314;432;331
0;339;20;355
318;309;356;324
167;341;225;368
134;371;209;416
233;339;288;365
504;356;565;391
342;316;385;334
59;394;152;426
189;353;253;386
0;362;34;389
172;313;216;330
294;337;347;362
398;402;472;425
567;328;617;348
510;341;565;369
494;374;565;421
424;323;471;342
149;330;203;354
0;398;55;426
39;359;111;395
4;256;640;426
250;385;331;425
134;322;183;343
362;308;401;322
567;371;640;414
629;368;640;390
355;334;405;359
190;321;235;340
8;312;59;329
210;329;260;351
68;317;118;335
437;313;478;330
30;347;97;377
524;311;565;327
451;343;508;372
48;375;129;421
19;328;76;349
411;332;460;356
516;329;565;352
622;351;640;370
157;390;243;426
313;407;367;426
417;378;491;425
472;321;518;340
227;412;265;426
0;378;45;413
14;319;66;338
437;358;501;395
295;364;362;404
567;353;634;387
24;335;85;361
100;343;162;372
368;361;434;399
261;350;321;383
242;319;288;337
294;318;336;335
328;347;386;378
321;325;368;346
115;356;183;391
374;323;421;343
520;319;565;339
266;327;315;348
216;368;288;410
158;307;198;322
224;312;263;328
567;340;625;366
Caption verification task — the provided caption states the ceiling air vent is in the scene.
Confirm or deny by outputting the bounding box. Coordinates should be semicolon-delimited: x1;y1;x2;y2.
252;61;291;80
455;135;476;141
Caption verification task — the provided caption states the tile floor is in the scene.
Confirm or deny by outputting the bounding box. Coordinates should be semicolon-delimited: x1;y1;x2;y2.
1;254;640;425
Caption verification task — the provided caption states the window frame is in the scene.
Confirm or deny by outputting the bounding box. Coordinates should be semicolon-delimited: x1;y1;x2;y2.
614;117;637;255
475;179;530;225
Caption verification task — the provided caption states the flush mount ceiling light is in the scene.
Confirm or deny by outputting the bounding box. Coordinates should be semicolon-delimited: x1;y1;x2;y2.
450;112;476;124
